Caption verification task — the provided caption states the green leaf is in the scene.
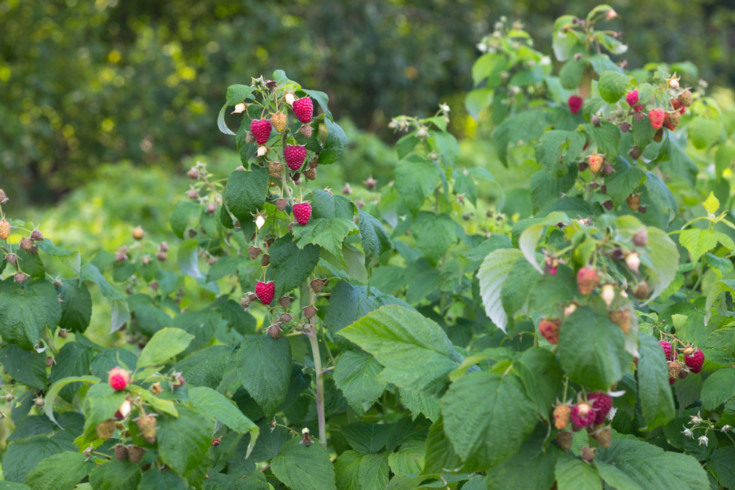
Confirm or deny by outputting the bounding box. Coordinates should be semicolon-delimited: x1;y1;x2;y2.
311;190;355;219
606;160;644;206
319;119;347;165
422;418;462;474
335;450;390;490
189;386;259;455
170;200;200;239
44;376;100;426
583;121;620;160
271;438;337;490
441;371;537;468
637;333;675;429
411;212;457;265
0;279;62;349
644;226;679;304
89;458;142;490
679;228;719;263
0;344;48;389
598;71;630;103
58;279;92;333
700;368;735;409
223;167;269;225
515;348;563;422
177;239;203;280
324;281;377;334
434;131;460;166
25;452;92;490
557;307;630;390
399;387;440;421
493;111;548;164
535;130;585;177
708;447;735;489
358;210;393;257
396;133;420;160
388;440;424;475
236;335;291;417
556;454;601;490
472;53;509;86
137;327;194;368
465;88;493;119
49;341;94;401
81;382;126;435
485;428;560;489
688;117;722;149
267;236;320;298
394;155;440;214
157;406;212;477
595;439;709;489
342;422;390;454
559;58;585;89
340;305;460;392
292;217;358;258
225;84;255;105
3;438;68;483
217;103;235;136
477;248;524;332
530;167;578;212
174;345;232;389
334;350;388;415
644;171;678;221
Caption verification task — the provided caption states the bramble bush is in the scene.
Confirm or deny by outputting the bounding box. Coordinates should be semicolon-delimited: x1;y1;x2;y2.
1;5;735;489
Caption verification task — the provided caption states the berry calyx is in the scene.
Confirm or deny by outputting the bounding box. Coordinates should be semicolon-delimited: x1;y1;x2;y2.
538;318;561;345
684;348;704;374
571;402;596;428
250;119;272;145
625;89;639;107
587;392;612;425
568;95;583;114
576;267;601;295
648;109;665;130
284;145;307;171
293;202;312;226
108;367;131;391
292;97;314;123
255;281;275;305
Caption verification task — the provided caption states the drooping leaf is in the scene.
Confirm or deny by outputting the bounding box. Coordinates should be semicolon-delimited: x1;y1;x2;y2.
477;249;524;332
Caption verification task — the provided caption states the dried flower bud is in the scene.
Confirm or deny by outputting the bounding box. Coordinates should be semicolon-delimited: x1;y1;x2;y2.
30;229;44;242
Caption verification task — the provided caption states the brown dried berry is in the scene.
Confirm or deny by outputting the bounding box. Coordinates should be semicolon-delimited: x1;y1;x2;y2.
555;431;573;452
267;323;283;339
275;198;288;211
30;229;44;242
633;229;648;247
364;177;377;190
303;305;317;319
304;167;317;181
127;445;145;463
58;328;68;339
268;161;283;178
629;146;641;160
279;296;292;309
261;254;270;266
6;253;17;265
249;246;261;260
114;444;128;461
310;278;325;294
156;251;167;262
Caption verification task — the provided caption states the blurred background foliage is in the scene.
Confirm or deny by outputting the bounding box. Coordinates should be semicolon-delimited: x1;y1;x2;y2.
2;0;735;206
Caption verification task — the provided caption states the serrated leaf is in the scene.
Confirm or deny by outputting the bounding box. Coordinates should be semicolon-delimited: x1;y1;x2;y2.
679;228;718;263
319;119;347;165
292;217;358;257
225;84;255;105
25;451;92;490
606;160;643;206
170;200;200;239
137;328;194;368
177;239;202;280
637;333;675;428
334;350;387;414
311;189;355;219
644;227;679;304
477;248;524;332
644;171;678;221
339;305;460;392
358;210;393;257
493;111;548;164
411;212;457;265
0;279;62;350
394;155;440;214
236;335;291;417
535;130;585;177
189;386;259;456
702;191;720;215
271;438;337;490
598;71;630;103
688;117;722;150
0;344;48;389
223;167;269;225
556;454;601;490
157;406;212;477
58;279;92;333
267;236;320;298
441;371;537;468
515;348;563;422
700;369;735;409
44;376;100;426
583;121;620;160
595;439;709;489
557;307;630;390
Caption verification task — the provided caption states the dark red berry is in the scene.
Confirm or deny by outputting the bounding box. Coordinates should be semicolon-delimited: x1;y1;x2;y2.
250;119;272;145
684;349;704;374
292;97;314;123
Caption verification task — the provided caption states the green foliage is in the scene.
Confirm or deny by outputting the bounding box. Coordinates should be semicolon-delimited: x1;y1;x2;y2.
1;7;735;487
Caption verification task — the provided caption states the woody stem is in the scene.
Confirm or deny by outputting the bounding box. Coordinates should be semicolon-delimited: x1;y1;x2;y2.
304;279;326;447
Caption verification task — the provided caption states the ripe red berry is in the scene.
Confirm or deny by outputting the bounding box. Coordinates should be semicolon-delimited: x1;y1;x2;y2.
108;367;130;391
571;402;596;428
292;97;314;123
664;111;681;131
284;145;307;171
648;109;665;130
659;340;675;361
684;348;704;374
538;319;561;345
293;202;312;226
576;267;601;295
587;392;612;425
250;119;272;145
255;281;275;305
625;90;639;107
568;95;583;114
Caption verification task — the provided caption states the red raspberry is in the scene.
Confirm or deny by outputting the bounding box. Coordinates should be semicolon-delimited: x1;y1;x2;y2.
659;340;675;361
284;145;307;170
292;97;313;123
250;119;272;145
576;267;600;295
538;319;561;345
568;95;583;114
571;402;596;428
108;367;130;391
648;109;665;130
255;281;275;305
664;112;681;131
587;392;612;425
293;202;312;226
684;349;704;374
625;90;639;107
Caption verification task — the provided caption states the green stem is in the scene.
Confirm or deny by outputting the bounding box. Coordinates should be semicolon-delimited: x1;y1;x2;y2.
304;279;327;447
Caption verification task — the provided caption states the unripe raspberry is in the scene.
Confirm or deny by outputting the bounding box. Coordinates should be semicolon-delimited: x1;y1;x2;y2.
364;177;377;190
285;92;295;105
257;146;268;157
58;328;68;339
151;382;163;395
279;296;292;309
156;251;167;262
633;281;650;300
309;159;319;169
576;267;600;295
601;284;615;308
587;154;603;173
275;198;288;211
303;305;317;319
114;444;128;461
538;318;561;344
553;404;571;430
0;220;8;241
304;167;317;181
632;229;648;247
678;89;693;107
127;446;145;463
30;229;44;242
132;226;145;241
555;431;573;451
108;367;131;391
609;309;631;333
342;183;352;195
173;373;186;388
299;125;313;138
267;323;283;339
270;112;287;133
268;161;283;179
137;415;157;444
625;252;640;274
187;188;198;200
187;168;200;180
34;396;45;408
563;303;577;318
206;203;217;214
668;361;683;379
96;421;116;441
14;272;27;284
648;109;665;130
6;253;17;265
20;237;35;252
593;428;612;448
310;278;326;293
626;194;641;211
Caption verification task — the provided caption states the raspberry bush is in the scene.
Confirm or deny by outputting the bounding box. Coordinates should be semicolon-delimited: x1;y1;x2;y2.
1;5;735;488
